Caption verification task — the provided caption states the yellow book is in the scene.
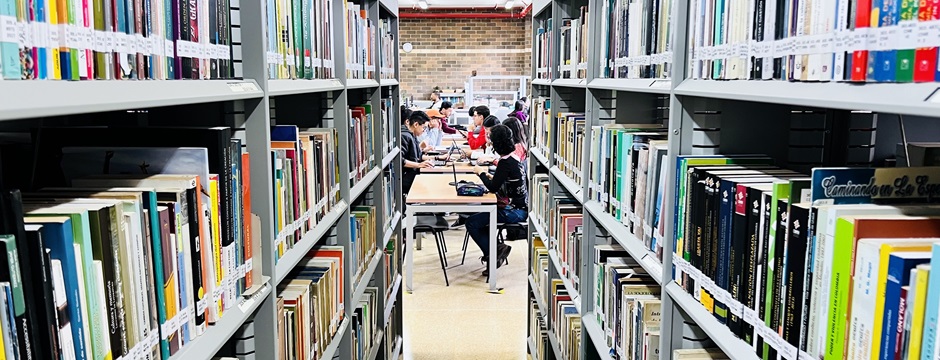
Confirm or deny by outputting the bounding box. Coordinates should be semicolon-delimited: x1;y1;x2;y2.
47;0;61;79
871;242;937;360
0;289;5;360
907;264;930;360
209;176;223;319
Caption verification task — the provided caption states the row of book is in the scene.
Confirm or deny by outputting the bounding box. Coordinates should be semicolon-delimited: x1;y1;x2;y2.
264;0;336;80
600;0;673;79
688;0;940;82
528;291;550;360
378;18;394;80
349;104;376;186
532;174;583;293
529;190;720;360
25;126;258;360
671;159;940;360
344;1;374;80
271;125;342;264
534;19;552;80
555;112;586;187
0;0;236;80
549;267;583;360
531;96;552;162
587;123;669;261
276;246;345;360
558;7;589;79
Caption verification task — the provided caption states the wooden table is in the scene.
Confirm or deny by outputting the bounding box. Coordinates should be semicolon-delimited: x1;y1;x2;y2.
405;174;501;292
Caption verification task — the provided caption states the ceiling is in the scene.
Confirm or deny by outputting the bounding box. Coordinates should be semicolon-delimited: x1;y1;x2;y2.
398;0;529;8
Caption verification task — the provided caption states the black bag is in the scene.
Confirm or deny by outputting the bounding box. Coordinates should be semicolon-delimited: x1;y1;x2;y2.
504;225;528;240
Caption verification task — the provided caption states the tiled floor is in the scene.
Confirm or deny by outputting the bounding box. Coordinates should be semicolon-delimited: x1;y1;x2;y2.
402;226;529;360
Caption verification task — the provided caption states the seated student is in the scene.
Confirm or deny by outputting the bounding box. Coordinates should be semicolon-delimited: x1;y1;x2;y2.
401;111;434;195
438;101;459;134
472;116;504;164
499;116;528;163
465;106;491;150
466;124;528;276
418;109;445;150
401;105;413;125
511;100;528;124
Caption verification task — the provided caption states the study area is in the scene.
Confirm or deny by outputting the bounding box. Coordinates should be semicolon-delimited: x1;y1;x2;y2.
3;0;940;357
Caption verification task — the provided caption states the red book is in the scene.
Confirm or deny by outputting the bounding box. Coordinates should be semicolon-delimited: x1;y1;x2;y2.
851;0;875;81
914;0;939;81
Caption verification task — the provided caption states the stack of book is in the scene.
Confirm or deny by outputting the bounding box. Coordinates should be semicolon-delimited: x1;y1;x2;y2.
598;0;674;79
686;0;940;82
672;159;940;360
0;0;237;80
349;104;376;186
534;19;552;80
270;125;341;264
556;112;586;186
265;0;336;79
276;245;345;360
587;123;668;260
344;0;375;80
592;243;661;360
558;7;589;79
12;125;260;360
379;18;395;79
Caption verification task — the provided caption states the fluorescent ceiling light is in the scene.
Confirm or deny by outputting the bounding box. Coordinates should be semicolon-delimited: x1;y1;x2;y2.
418;0;428;9
504;0;513;8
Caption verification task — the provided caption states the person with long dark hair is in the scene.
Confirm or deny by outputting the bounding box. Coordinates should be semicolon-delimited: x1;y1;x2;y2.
466;124;528;276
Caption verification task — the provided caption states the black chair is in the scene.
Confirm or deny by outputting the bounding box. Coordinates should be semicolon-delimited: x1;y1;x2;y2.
413;214;452;286
460;221;527;265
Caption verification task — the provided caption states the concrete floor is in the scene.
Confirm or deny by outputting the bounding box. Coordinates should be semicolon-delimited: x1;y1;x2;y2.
402;227;529;360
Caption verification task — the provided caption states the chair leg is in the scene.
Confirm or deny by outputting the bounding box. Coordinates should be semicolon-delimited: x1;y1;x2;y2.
433;232;449;286
441;231;448;253
436;231;449;267
461;230;470;265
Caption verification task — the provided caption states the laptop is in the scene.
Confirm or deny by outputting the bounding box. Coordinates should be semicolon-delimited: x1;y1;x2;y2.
431;144;457;167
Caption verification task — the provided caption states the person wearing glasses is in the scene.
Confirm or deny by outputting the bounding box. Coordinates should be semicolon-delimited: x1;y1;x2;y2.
401;111;434;195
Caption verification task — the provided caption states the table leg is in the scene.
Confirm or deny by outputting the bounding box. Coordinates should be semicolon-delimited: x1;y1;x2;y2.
488;206;497;291
406;208;415;292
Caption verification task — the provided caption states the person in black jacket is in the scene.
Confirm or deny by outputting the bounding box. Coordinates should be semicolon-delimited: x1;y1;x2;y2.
465;124;528;276
401;110;433;196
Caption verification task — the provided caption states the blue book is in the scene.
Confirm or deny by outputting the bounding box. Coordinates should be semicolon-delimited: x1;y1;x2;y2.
920;243;940;360
881;251;931;360
27;217;87;360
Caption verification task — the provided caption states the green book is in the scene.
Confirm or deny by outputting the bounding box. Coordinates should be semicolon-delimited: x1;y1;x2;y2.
896;0;919;82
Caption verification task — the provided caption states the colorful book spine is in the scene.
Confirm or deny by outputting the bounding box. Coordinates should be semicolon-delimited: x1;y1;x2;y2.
919;243;940;360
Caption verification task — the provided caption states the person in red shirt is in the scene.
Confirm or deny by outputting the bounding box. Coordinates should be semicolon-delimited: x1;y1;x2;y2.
466;105;491;150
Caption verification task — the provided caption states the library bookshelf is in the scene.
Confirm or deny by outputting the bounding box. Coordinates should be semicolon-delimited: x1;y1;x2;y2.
527;0;940;358
0;0;402;359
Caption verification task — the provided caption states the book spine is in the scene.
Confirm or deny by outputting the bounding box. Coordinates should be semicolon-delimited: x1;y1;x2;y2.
921;247;940;360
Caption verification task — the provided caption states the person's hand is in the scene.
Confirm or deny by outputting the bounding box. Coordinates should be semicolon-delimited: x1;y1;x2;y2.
420;160;434;168
419;141;428;150
477;155;494;163
473;165;488;175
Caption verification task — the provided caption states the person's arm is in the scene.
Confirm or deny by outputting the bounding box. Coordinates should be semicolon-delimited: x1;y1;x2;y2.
439;118;458;134
477;160;510;193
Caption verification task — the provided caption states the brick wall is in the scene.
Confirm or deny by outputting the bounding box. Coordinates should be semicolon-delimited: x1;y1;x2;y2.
399;9;531;107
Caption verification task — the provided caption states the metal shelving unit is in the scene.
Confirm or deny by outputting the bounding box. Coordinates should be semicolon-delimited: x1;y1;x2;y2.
0;0;403;357
528;0;940;355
